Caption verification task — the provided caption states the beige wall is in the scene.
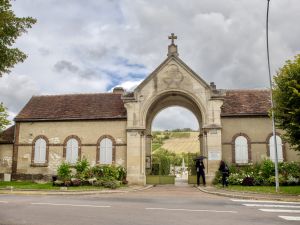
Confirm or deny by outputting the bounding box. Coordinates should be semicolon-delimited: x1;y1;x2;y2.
0;144;13;174
221;117;300;164
16;120;127;175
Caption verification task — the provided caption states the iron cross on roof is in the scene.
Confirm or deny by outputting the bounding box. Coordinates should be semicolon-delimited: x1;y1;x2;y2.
168;33;177;45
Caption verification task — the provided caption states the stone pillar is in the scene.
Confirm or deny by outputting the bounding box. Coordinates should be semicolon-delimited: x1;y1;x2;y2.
202;127;222;184
126;129;146;185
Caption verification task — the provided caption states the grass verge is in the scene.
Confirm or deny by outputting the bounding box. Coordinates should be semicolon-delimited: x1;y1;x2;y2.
0;181;117;191
216;185;300;195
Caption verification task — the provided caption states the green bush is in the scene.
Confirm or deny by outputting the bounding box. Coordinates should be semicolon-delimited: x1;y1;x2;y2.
102;180;120;189
75;158;90;174
160;155;170;175
261;159;275;179
116;166;127;181
216;160;300;186
187;153;198;176
212;171;222;185
151;164;160;175
57;162;72;181
91;165;126;181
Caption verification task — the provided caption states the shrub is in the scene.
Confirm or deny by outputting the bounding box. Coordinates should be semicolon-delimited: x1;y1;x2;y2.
91;165;125;181
187;153;198;176
160;155;170;175
228;173;243;185
151;164;160;175
102;180;120;189
261;159;275;179
53;180;64;186
75;158;90;174
116;166;127;181
71;178;81;186
242;177;255;186
57;162;72;182
212;171;222;185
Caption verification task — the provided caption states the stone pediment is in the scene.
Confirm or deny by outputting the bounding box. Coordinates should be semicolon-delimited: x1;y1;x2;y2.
135;55;211;94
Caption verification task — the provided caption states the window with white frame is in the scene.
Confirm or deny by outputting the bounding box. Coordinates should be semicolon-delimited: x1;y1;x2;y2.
34;138;47;163
269;135;283;162
100;138;112;164
66;138;79;163
235;136;248;163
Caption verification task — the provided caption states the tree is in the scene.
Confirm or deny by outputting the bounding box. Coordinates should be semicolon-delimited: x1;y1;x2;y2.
0;0;36;76
273;54;300;151
0;102;10;131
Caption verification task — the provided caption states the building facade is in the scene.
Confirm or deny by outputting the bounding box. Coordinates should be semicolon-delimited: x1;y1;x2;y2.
1;37;299;184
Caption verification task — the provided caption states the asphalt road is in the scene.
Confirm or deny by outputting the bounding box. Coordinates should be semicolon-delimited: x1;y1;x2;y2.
0;185;299;225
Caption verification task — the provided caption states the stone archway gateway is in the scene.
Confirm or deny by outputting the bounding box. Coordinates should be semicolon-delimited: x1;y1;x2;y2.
123;34;224;185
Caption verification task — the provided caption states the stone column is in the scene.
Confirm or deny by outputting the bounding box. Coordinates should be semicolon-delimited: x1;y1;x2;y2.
202;127;222;184
126;129;146;185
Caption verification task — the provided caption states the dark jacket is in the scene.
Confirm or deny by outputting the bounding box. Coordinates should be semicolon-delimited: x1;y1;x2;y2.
219;163;229;176
196;161;205;173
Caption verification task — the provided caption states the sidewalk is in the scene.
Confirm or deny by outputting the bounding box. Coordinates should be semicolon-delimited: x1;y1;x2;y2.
0;185;153;195
197;185;300;202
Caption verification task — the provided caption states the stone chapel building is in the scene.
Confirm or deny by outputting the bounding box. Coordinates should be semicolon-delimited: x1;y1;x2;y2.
0;34;299;184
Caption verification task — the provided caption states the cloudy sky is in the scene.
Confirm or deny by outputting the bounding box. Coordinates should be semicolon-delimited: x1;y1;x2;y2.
0;0;299;130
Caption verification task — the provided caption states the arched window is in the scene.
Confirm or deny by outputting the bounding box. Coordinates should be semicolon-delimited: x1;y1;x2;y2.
235;136;248;164
100;138;112;164
269;135;283;162
34;138;47;163
66;138;79;163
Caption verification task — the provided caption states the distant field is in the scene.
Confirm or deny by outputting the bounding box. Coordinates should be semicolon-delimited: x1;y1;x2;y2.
160;132;200;154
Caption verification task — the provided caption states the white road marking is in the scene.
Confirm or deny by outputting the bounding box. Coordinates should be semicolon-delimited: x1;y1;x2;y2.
231;199;300;205
146;207;237;213
31;203;111;208
243;204;300;208
278;216;300;221
260;209;300;213
0;201;8;204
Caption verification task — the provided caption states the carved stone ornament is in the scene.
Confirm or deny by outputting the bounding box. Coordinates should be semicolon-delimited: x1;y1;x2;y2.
163;64;183;88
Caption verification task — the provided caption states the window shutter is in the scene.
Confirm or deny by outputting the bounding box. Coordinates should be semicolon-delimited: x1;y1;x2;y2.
269;135;283;162
100;138;112;164
66;138;78;163
34;138;46;163
235;136;248;164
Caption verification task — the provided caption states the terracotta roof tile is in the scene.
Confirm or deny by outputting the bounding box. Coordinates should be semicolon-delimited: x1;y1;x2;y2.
15;93;127;121
0;125;15;144
221;90;271;116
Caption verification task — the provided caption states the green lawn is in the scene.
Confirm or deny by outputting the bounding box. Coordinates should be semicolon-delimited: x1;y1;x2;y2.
217;185;300;195
0;181;106;191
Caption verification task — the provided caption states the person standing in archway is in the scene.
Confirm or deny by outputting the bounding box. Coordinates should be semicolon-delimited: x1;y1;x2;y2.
196;160;206;186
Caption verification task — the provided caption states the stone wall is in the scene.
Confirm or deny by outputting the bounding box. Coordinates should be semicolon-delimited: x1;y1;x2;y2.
15;120;127;179
221;117;300;164
0;144;13;180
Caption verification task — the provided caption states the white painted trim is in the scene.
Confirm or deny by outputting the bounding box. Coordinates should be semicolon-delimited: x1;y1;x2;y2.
260;209;300;213
231;199;300;205
145;207;237;213
278;216;300;221
31;203;111;208
243;204;300;208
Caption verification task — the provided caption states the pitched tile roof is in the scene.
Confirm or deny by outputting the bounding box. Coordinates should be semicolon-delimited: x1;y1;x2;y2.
0;125;15;144
15;93;127;121
221;90;271;117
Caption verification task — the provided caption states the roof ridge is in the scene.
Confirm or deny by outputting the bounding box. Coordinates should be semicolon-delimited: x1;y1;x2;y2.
225;89;269;92
32;92;121;97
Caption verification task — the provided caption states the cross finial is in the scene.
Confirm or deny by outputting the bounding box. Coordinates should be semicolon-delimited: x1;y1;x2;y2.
168;33;177;45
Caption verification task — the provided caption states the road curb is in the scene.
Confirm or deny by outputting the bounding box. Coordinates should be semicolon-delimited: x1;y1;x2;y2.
0;185;154;196
196;186;300;202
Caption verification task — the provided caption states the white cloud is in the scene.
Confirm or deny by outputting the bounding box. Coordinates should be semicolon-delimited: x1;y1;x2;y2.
152;107;199;131
0;0;299;129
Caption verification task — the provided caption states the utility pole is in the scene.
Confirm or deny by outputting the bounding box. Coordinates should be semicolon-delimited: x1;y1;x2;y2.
266;0;279;192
